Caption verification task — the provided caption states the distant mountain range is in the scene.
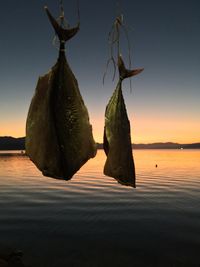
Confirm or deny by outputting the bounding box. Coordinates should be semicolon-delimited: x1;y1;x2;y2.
0;136;200;150
0;137;25;150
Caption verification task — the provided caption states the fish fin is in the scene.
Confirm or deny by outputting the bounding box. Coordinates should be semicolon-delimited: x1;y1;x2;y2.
118;54;144;80
127;68;144;77
44;6;79;42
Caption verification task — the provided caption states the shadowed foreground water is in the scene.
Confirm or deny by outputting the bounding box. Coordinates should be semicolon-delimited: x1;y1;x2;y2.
0;150;200;267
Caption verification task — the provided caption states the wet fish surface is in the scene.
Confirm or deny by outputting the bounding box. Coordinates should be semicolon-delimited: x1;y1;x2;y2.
26;6;97;180
103;56;143;187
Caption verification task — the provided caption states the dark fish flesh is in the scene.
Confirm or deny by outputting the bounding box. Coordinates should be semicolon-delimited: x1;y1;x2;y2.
103;55;143;187
26;6;97;180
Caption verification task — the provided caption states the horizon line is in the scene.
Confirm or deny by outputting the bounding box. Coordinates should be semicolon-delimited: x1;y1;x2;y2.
0;136;200;145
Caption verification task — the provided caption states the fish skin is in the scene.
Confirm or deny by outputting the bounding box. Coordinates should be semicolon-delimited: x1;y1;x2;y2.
26;52;97;180
103;81;136;188
103;55;143;187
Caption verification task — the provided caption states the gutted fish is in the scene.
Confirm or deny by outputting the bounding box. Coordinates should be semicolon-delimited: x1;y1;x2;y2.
26;6;97;180
103;55;143;187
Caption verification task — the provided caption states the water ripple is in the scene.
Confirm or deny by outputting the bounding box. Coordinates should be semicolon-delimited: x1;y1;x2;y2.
0;150;200;266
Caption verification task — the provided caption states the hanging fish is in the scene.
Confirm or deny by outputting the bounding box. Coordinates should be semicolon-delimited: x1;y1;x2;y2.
26;5;97;180
103;55;143;187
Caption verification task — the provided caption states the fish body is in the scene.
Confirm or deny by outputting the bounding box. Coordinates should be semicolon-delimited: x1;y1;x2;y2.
103;55;143;187
103;81;135;187
26;7;96;180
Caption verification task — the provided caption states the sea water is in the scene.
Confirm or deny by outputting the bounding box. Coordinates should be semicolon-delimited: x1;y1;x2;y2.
0;150;199;266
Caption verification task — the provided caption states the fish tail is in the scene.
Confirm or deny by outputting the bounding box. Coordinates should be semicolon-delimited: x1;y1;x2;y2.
44;6;80;43
118;55;144;80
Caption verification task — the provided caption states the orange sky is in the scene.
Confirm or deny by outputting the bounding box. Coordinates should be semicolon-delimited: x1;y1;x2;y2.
0;1;200;147
1;114;200;144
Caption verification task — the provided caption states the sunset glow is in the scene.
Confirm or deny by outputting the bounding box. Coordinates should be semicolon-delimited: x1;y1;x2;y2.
1;114;200;144
0;1;199;145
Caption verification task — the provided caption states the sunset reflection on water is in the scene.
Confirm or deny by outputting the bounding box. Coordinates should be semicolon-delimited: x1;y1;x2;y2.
0;149;200;267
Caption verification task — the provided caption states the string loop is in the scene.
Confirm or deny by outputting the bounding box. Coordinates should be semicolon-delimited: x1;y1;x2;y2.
103;2;133;92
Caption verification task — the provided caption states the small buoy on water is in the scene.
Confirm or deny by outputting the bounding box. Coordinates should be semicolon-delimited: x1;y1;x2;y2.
155;164;158;168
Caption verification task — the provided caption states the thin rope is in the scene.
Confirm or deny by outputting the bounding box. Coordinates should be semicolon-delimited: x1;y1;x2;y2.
103;14;124;84
59;0;64;27
58;0;70;28
52;0;80;49
103;14;122;84
103;22;118;84
103;3;134;92
52;0;65;49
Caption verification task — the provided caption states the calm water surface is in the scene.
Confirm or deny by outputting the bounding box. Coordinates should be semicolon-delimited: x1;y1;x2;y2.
0;150;200;266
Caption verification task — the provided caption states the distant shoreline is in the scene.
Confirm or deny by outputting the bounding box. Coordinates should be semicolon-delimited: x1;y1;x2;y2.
0;136;200;150
0;149;200;156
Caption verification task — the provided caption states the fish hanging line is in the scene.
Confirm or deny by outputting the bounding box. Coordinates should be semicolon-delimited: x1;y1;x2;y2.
103;3;133;92
52;0;80;49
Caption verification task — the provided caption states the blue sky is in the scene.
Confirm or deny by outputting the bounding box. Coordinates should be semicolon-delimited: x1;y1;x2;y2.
0;0;200;143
